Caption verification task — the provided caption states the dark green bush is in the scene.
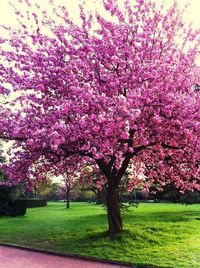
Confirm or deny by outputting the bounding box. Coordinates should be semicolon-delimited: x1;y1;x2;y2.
0;186;16;216
149;184;200;204
10;199;26;217
19;198;47;208
0;186;27;216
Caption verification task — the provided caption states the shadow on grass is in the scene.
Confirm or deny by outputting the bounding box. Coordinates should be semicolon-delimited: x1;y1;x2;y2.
124;210;200;224
1;205;196;268
57;209;200;234
52;230;172;268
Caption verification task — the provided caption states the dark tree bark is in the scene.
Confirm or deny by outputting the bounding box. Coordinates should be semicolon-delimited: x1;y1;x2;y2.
96;189;102;204
96;157;130;235
34;185;37;198
66;189;70;208
106;182;122;234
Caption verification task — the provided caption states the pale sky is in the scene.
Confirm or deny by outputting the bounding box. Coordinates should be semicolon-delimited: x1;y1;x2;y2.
0;0;200;28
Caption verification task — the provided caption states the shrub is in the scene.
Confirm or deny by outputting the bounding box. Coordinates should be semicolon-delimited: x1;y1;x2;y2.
19;198;47;208
0;186;27;216
10;199;26;217
0;186;16;216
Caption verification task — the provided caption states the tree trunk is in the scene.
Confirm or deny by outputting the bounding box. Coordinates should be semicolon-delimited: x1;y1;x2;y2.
106;183;122;234
96;189;102;204
34;185;37;198
66;190;70;209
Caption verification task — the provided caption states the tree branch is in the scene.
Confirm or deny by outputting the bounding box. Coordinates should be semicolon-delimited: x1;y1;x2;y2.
0;135;27;141
161;143;184;150
96;158;111;180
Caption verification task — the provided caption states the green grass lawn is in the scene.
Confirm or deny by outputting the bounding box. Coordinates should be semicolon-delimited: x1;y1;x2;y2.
0;202;200;268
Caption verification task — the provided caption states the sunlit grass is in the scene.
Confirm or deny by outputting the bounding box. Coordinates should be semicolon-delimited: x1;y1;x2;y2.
0;202;200;268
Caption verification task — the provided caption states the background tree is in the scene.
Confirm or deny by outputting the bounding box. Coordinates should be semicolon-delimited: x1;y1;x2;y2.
59;164;79;208
78;165;107;204
46;182;60;201
0;0;200;234
150;183;200;204
34;177;54;199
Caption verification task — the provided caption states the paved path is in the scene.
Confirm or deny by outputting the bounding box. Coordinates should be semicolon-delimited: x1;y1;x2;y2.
0;246;131;268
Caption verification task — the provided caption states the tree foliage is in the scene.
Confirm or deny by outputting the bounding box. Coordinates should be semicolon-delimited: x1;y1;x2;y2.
0;0;200;232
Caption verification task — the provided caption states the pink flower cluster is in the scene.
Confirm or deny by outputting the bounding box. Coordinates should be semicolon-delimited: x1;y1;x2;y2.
0;0;199;193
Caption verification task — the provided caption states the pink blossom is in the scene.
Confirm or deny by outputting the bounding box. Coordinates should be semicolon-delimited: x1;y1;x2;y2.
0;0;199;197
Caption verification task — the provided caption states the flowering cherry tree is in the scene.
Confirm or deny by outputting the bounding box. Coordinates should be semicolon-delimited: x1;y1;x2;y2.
58;159;85;209
59;173;78;209
0;0;200;234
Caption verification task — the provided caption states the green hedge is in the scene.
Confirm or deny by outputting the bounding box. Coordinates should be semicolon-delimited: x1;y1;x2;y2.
19;198;47;208
10;199;26;217
0;186;26;216
0;186;46;216
0;200;26;217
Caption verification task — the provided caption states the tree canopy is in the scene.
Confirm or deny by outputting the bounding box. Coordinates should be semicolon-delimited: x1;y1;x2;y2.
0;0;200;233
